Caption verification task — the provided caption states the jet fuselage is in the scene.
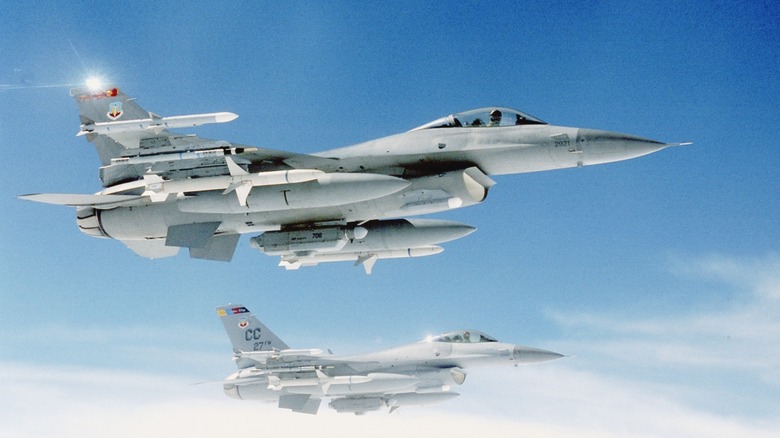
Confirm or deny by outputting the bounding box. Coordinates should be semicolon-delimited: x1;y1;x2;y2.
88;123;666;239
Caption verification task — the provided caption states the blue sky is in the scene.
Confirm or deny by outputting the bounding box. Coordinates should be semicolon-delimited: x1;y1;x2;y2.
1;1;779;436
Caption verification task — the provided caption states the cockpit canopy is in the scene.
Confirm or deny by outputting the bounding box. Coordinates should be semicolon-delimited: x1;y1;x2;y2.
428;330;499;343
410;107;547;131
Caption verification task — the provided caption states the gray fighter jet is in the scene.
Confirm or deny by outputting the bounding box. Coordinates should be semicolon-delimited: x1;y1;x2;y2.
216;304;562;415
21;82;686;272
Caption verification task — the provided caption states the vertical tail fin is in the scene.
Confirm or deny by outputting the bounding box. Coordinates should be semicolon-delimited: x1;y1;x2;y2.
70;84;152;165
70;84;150;125
216;305;290;356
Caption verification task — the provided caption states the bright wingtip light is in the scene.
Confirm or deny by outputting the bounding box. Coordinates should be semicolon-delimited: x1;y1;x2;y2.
85;77;104;91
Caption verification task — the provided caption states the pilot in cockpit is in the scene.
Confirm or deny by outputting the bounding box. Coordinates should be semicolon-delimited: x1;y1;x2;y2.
488;109;502;126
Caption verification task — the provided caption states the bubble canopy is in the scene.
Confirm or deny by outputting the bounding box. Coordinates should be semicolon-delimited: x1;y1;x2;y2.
411;107;547;131
427;330;499;343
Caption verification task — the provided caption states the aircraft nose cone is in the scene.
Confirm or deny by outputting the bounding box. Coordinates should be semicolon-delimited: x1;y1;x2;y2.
513;345;564;363
576;128;667;164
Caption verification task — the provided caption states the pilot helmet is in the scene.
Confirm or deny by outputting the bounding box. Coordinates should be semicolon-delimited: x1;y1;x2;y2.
490;109;502;121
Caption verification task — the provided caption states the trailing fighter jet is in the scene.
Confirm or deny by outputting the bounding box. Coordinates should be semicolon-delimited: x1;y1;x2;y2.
20;81;686;272
216;304;562;415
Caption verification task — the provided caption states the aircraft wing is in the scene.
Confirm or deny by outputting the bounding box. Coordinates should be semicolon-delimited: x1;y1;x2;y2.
18;193;145;208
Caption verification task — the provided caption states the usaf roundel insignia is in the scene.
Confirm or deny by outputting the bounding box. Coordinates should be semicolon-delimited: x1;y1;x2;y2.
238;318;249;329
107;101;123;120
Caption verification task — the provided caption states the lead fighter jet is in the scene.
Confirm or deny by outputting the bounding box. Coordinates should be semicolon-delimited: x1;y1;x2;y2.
216;304;562;415
21;82;685;272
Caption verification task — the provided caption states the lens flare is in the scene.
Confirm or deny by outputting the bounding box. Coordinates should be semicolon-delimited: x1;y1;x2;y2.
85;77;103;91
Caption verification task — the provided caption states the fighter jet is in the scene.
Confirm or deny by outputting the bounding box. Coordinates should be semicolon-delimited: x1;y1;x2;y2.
20;81;686;272
216;304;562;415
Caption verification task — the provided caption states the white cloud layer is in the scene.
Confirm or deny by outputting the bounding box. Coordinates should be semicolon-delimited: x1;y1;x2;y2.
1;361;777;438
2;253;778;437
550;253;780;378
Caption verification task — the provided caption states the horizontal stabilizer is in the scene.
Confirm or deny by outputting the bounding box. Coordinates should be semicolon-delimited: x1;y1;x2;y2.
166;222;221;248
123;239;180;259
279;394;321;415
19;193;143;208
189;234;240;262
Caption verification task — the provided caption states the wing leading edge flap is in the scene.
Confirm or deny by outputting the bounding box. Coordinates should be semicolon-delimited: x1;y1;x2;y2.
278;394;321;415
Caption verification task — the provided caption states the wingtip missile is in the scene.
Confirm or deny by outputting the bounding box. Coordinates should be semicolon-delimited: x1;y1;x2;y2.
214;112;239;123
77;111;239;136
